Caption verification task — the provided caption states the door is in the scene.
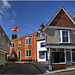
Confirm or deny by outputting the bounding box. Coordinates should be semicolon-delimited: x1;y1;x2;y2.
18;50;21;61
66;50;72;66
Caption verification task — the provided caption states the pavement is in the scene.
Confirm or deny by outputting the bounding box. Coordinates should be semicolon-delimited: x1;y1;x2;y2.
0;61;75;74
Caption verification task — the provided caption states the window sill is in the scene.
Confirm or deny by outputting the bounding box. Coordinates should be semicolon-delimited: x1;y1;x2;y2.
72;62;75;63
25;56;32;58
59;42;71;44
52;62;66;64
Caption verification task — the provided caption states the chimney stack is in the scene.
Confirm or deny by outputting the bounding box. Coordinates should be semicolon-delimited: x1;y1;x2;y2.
11;33;17;40
40;23;44;30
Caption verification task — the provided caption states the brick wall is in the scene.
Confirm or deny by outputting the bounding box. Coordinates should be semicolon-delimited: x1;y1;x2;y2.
8;32;38;61
52;64;66;70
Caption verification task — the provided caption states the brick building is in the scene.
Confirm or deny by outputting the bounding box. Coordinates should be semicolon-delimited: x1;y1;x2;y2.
8;32;37;61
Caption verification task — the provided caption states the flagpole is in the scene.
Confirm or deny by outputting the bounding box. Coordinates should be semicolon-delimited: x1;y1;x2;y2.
17;26;19;61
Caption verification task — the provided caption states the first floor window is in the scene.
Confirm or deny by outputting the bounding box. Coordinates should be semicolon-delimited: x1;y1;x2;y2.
41;42;45;47
11;42;14;48
25;50;31;57
25;37;31;45
52;52;65;63
58;30;70;43
39;52;45;59
18;41;21;47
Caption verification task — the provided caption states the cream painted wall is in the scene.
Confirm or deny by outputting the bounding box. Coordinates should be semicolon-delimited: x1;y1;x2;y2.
0;53;3;65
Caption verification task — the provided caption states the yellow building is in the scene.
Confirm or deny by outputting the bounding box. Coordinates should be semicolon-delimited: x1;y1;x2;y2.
0;25;10;66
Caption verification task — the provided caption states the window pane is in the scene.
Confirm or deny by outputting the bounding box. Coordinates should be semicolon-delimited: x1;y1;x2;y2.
41;42;45;47
58;31;60;36
26;39;28;44
72;52;75;62
58;37;61;42
65;31;68;36
62;31;65;36
26;50;28;56
59;52;65;62
29;50;31;56
39;52;45;59
29;38;31;44
52;52;65;63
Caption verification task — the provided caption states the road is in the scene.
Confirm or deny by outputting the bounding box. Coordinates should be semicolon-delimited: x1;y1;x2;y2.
3;61;42;74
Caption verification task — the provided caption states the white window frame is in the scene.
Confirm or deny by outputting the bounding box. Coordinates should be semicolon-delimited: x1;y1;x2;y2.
11;42;14;48
18;41;21;47
25;37;32;45
25;49;32;57
58;30;70;43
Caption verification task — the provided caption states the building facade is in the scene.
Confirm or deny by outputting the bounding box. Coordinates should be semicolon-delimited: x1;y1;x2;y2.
8;32;37;61
0;25;10;66
43;6;75;70
37;23;48;62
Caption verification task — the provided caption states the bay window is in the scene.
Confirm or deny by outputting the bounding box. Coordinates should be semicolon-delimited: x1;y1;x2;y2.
58;30;70;43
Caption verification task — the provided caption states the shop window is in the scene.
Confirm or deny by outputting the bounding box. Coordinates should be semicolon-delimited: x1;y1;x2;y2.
52;52;65;63
39;52;45;59
72;49;75;62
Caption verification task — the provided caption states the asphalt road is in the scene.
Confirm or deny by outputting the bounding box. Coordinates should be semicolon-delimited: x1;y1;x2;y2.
3;62;42;74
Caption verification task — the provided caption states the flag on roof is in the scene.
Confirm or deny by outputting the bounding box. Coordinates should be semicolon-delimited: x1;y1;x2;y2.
11;26;19;31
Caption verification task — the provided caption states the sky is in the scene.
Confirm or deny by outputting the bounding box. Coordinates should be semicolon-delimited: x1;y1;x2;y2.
0;1;75;39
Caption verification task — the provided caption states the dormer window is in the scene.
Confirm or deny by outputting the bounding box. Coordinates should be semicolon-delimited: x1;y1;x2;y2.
58;30;70;43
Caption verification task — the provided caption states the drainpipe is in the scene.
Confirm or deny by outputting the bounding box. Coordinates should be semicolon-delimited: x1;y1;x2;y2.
49;48;52;70
35;37;37;62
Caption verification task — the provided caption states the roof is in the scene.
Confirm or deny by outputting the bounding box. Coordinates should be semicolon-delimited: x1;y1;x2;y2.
43;6;75;31
11;32;38;42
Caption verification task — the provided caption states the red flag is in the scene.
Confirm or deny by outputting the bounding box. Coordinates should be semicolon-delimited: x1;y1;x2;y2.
11;26;19;31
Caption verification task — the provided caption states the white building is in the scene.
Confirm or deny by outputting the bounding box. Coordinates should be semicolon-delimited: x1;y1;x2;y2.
37;39;48;62
37;23;48;62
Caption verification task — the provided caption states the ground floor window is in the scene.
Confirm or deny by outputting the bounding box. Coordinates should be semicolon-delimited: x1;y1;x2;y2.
39;52;45;59
52;52;65;63
72;49;75;62
10;51;15;58
25;50;31;57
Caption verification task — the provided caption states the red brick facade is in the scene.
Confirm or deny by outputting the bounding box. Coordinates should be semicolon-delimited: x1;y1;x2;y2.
8;32;38;61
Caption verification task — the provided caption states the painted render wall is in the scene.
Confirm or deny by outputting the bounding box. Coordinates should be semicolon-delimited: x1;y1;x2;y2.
44;28;59;44
37;40;47;62
0;53;3;65
44;28;75;45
